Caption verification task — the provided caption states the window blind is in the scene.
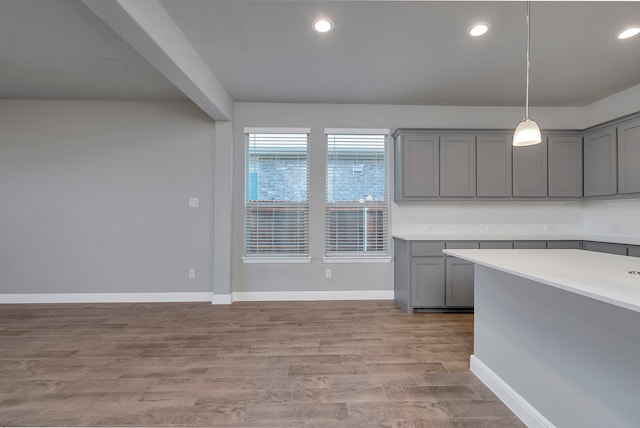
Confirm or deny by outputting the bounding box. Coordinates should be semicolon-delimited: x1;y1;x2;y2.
245;132;309;257
326;132;389;256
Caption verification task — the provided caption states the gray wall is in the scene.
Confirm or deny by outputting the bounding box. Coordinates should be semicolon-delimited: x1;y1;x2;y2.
0;100;215;294
2;95;639;298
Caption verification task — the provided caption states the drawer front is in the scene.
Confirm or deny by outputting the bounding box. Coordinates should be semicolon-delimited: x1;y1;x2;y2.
445;241;480;250
411;241;445;256
513;241;547;249
480;241;513;249
584;241;628;256
547;241;582;249
628;246;640;258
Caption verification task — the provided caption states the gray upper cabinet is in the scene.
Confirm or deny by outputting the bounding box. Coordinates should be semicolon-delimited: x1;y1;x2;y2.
513;138;548;197
395;132;439;200
548;134;583;197
440;134;476;197
477;134;512;197
618;116;640;194
583;126;617;197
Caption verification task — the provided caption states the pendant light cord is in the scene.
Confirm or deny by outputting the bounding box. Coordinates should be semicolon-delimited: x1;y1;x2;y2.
525;1;531;119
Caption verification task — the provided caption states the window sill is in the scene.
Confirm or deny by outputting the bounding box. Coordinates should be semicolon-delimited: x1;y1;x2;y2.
322;256;392;264
242;257;312;264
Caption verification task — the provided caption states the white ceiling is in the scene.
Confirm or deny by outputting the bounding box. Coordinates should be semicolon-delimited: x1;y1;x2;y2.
2;1;640;108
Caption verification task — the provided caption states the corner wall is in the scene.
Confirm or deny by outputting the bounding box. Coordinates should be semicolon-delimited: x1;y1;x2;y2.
0;100;215;296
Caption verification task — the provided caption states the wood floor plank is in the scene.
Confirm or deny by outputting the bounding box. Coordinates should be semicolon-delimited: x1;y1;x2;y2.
0;301;525;427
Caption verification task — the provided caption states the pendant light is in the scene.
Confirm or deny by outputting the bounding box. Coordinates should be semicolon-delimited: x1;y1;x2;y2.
513;1;541;147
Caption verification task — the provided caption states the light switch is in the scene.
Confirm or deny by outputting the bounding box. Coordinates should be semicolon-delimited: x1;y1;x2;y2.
188;198;200;208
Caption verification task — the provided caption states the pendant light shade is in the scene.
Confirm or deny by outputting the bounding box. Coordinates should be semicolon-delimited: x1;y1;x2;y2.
513;118;541;147
513;1;541;146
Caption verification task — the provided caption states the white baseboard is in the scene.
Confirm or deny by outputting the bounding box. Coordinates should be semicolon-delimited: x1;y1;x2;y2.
211;294;232;305
0;292;212;304
470;355;555;428
211;290;394;304
0;290;394;305
231;290;394;302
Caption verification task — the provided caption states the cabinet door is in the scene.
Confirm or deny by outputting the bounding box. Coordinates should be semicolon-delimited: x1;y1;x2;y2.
445;257;474;308
513;139;548;197
618;117;640;194
440;134;476;197
411;257;445;308
583;126;617;196
400;134;440;198
583;241;627;256
477;134;512;197
548;134;583;197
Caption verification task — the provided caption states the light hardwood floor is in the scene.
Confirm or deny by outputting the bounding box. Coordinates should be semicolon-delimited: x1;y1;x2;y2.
0;301;524;427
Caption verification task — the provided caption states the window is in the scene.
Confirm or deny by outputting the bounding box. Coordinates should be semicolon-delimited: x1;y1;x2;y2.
244;128;310;259
325;129;389;257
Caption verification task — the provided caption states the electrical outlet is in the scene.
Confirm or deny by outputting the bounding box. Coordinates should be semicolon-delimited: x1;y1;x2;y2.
188;198;200;208
325;268;332;279
188;268;196;279
544;224;555;232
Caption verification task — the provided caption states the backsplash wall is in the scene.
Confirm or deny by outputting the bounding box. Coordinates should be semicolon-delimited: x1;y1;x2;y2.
392;201;584;236
582;199;640;239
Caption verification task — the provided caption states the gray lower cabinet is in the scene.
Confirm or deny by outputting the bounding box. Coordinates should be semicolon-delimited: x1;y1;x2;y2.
444;241;479;308
440;134;476;197
395;238;633;313
445;257;474;307
547;241;582;249
513;241;547;249
628;246;640;258
479;241;513;249
411;257;445;307
548;133;583;198
583;126;617;197
476;134;512;197
583;241;628;255
617;116;640;195
513;138;548;197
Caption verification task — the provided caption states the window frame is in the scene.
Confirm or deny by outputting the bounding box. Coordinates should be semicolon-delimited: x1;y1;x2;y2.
242;127;311;263
323;128;391;262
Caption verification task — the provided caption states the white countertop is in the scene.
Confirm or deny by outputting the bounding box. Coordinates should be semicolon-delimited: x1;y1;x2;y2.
443;249;640;313
392;233;640;246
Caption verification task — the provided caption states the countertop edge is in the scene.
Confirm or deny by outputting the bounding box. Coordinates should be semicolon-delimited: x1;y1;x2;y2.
443;249;640;314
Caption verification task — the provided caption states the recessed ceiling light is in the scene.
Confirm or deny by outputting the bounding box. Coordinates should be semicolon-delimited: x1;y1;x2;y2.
313;18;333;33
618;26;640;40
469;24;489;37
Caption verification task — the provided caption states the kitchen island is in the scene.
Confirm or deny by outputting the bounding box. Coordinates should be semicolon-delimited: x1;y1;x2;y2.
443;249;640;428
